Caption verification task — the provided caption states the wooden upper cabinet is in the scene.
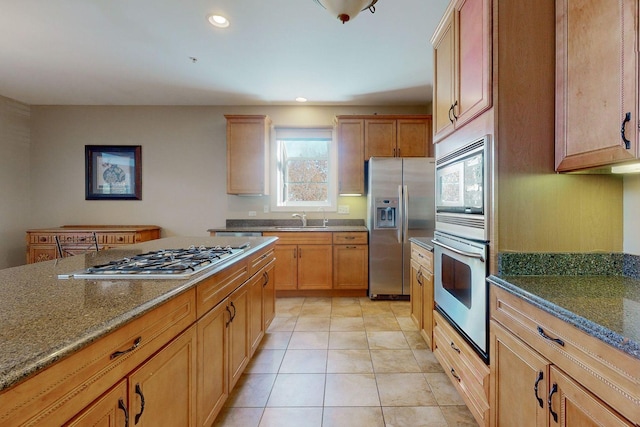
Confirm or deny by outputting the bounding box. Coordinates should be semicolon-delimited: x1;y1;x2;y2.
364;117;432;159
432;0;491;143
225;115;271;195
336;117;365;195
555;0;639;171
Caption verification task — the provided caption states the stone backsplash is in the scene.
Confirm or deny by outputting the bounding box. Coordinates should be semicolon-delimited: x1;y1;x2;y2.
498;252;640;279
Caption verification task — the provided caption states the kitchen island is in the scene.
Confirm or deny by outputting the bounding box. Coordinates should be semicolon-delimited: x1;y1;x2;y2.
0;236;277;426
488;274;639;425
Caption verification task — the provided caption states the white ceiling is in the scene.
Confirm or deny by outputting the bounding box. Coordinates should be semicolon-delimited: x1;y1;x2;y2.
0;0;449;106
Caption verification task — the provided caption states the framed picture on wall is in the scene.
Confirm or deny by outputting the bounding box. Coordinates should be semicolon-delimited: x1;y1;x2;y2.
85;145;142;200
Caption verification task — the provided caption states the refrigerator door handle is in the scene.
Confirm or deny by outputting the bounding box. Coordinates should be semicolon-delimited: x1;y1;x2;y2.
397;185;403;244
403;185;409;243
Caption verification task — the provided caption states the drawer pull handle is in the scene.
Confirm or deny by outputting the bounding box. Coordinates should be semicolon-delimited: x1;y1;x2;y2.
534;371;544;408
134;383;145;424
118;398;130;427
548;383;558;423
344;236;356;240
111;337;142;359
537;326;564;346
450;342;461;354
450;368;461;382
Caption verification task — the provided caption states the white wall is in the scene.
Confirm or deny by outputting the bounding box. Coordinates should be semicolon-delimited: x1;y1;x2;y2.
0;96;30;268
20;105;427;265
624;175;640;255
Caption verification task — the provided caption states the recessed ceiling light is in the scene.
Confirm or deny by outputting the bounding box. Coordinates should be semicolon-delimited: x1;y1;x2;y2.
207;14;229;28
295;97;308;103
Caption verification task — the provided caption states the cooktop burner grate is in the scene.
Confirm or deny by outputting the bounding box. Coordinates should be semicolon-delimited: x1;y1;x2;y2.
58;245;245;279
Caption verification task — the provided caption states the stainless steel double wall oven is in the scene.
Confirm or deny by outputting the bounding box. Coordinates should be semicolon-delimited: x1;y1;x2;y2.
433;135;491;362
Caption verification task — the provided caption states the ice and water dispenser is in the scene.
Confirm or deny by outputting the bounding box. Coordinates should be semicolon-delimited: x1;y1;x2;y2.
374;198;398;229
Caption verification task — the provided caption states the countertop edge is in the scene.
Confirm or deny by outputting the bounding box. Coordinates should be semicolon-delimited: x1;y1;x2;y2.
487;275;640;360
409;237;434;252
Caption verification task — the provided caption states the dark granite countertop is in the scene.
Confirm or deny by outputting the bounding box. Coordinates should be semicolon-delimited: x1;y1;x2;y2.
409;237;434;252
0;236;277;392
488;274;640;360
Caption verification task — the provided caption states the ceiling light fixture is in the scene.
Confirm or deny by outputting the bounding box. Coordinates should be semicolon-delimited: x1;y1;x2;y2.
295;97;308;103
207;14;229;28
313;0;378;24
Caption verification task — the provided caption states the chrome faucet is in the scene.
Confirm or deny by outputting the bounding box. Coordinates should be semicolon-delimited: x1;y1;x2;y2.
292;212;307;227
319;208;328;227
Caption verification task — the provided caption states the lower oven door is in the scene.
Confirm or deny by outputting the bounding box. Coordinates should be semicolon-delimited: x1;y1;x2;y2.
432;231;488;359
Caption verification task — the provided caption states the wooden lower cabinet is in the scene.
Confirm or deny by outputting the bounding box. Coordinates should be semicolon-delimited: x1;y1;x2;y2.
66;325;197;427
0;243;275;427
264;231;368;294
490;285;638;426
409;243;434;350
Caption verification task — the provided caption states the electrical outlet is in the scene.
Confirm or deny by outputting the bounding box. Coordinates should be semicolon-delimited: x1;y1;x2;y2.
248;211;257;217
338;205;350;214
263;205;269;213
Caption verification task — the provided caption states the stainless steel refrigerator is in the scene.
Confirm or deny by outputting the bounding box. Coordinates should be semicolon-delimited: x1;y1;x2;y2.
367;157;435;299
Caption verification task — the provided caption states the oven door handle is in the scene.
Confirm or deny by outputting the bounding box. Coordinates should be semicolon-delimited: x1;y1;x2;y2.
431;239;485;262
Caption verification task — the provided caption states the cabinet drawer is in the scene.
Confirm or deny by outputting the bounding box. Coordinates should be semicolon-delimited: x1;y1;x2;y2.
247;246;275;277
197;259;249;317
29;233;54;244
332;232;367;245
263;232;332;245
0;289;196;427
104;233;135;244
433;311;489;427
490;286;640;423
410;243;433;272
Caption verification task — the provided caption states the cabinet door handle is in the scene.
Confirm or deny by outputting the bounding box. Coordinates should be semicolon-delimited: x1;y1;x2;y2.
537;326;564;346
298;248;302;258
134;383;145;424
118;398;130;427
621;111;631;149
225;305;233;327
548;383;558;423
450;341;461;354
452;100;458;120
230;301;237;322
293;248;297;259
450;368;461;382
110;337;142;359
448;104;455;124
263;271;269;287
534;371;544;408
416;270;423;285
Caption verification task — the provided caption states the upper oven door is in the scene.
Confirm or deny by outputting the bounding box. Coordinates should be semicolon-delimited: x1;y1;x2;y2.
435;135;491;241
432;231;488;356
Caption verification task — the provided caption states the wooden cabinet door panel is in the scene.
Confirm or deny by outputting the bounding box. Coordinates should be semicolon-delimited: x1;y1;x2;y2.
549;366;634;427
409;259;423;329
197;301;228;427
337;119;365;195
455;0;491;129
64;380;128;427
248;273;264;357
420;269;434;349
333;244;368;289
128;325;197;427
396;119;430;157
228;284;249;390
262;261;276;329
490;321;548;427
272;244;298;290
297;245;333;290
432;9;456;140
226;115;270;195
555;0;638;171
364;119;396;159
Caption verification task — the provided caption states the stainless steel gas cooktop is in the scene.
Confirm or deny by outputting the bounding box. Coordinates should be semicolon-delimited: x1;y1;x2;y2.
58;245;245;279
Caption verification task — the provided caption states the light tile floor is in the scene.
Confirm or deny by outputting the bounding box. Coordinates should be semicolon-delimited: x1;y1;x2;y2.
213;297;478;427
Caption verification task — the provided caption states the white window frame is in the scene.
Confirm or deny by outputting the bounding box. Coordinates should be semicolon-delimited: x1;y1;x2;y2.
270;126;337;212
